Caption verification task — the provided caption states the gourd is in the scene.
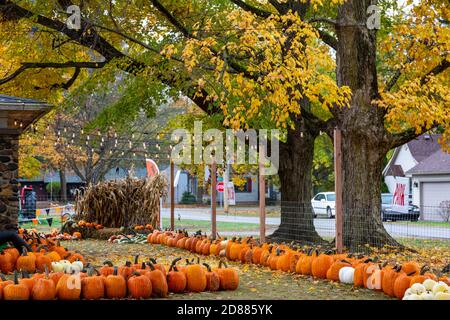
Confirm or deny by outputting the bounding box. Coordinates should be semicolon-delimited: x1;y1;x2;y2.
409;283;426;295
423;279;437;291
432;282;449;295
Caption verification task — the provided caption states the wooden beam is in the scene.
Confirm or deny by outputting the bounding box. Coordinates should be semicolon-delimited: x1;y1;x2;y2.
259;147;266;243
334;128;343;253
211;161;217;239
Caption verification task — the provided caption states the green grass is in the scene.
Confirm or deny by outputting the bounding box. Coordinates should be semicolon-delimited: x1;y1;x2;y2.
385;220;450;227
19;218;62;233
162;218;259;232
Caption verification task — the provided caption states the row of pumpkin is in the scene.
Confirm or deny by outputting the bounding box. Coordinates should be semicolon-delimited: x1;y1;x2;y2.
146;230;450;300
0;256;238;300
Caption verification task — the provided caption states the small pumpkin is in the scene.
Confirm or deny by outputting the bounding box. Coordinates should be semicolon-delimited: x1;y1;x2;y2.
56;273;81;300
32;266;56;300
214;260;239;291
145;261;168;298
184;259;207;292
3;271;30;300
127;272;152;299
81;267;105;300
16;247;36;273
203;263;220;291
0;250;15;274
105;266;127;299
167;258;186;293
339;266;355;284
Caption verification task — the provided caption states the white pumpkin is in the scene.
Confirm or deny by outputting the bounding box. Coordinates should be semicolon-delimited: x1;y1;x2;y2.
435;292;450;300
71;261;84;272
339;266;355;284
423;279;437;291
403;288;413;297
420;292;435;300
432;282;449;295
52;260;71;273
408;294;424;300
410;283;426;295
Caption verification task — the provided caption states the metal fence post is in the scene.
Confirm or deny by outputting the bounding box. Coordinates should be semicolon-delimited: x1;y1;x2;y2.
334;128;343;253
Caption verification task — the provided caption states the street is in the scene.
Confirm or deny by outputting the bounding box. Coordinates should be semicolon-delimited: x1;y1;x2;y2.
161;208;450;240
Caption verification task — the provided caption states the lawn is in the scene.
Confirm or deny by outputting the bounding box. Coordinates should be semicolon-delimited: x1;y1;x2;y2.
163;218;260;233
386;220;450;228
61;239;392;300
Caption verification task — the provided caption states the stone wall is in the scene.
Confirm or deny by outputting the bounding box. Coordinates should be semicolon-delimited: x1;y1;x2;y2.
0;134;19;231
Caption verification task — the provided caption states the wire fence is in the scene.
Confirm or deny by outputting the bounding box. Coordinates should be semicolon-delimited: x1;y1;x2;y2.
15;195;450;250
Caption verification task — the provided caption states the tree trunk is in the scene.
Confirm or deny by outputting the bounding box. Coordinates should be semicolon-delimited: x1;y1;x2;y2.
59;168;67;203
335;0;400;249
269;118;324;244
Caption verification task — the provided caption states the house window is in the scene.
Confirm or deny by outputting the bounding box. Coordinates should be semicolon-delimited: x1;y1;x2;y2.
235;178;252;193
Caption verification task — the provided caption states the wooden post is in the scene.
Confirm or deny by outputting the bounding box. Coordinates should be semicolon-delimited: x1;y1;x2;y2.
170;161;175;231
259;148;266;243
334;128;343;253
211;161;217;239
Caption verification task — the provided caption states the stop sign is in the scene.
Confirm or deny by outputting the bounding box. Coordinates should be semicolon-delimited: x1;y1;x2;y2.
216;181;224;192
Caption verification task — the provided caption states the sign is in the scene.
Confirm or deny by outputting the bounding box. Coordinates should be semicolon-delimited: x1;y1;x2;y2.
145;159;159;177
392;177;410;213
226;182;236;205
216;181;224;192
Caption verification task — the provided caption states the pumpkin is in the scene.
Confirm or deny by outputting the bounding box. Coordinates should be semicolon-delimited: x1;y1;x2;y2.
203;263;220;291
49;272;64;287
393;271;417;299
31;266;56;300
0;273;13;293
252;246;263;265
311;252;334;279
299;249;318;275
36;250;52;273
118;261;134;279
127;272;152;299
56;274;81;300
99;260;115;277
167;258;187;293
3;271;30;300
145;261;168;298
410;265;437;286
72;232;82;239
0;250;14;273
105;266;127;299
276;250;292;272
3;247;19;264
50;241;67;258
148;258;166;277
401;261;420;276
81;267;105;300
214;260;239;291
184;259;207;292
67;251;85;264
353;259;372;287
339;266;355;284
19;271;35;292
327;260;353;282
46;250;61;263
382;265;402;297
16;247;36;273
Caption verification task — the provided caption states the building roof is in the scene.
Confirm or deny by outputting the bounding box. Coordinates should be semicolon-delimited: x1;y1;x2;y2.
406;148;450;175
407;134;442;162
0;95;51;107
385;164;405;177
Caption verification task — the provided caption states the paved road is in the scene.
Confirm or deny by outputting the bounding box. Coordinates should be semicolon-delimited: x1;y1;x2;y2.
162;208;450;240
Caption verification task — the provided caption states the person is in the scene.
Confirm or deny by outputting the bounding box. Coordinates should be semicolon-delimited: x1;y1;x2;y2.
0;224;31;252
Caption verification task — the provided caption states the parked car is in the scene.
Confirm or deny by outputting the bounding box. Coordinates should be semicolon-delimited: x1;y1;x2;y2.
381;193;420;222
311;192;335;218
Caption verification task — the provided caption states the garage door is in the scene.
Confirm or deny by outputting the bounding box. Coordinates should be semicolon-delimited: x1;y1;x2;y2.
421;182;450;221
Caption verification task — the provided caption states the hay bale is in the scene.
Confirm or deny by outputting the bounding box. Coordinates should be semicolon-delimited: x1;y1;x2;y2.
74;174;168;228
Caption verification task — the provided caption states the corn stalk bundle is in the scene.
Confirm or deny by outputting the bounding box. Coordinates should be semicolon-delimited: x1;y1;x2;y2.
74;174;168;228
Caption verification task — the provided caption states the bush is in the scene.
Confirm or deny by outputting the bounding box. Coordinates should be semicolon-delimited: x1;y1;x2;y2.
46;181;61;196
180;191;196;204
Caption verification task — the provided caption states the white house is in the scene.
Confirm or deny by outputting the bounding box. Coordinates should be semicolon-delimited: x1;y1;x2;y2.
383;134;450;221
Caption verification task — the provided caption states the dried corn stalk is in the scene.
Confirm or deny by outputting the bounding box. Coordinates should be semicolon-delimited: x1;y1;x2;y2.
75;174;168;228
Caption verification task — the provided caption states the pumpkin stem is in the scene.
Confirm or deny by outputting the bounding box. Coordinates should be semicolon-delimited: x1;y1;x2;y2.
125;261;132;267
103;260;114;267
141;262;147;270
420;265;430;275
219;260;228;269
202;263;212;272
149;258;157;264
44;265;49;278
0;273;6;281
13;270;19;284
113;266;119;276
146;261;156;271
134;255;140;264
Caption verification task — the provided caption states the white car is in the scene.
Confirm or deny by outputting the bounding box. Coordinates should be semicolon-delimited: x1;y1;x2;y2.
311;192;336;218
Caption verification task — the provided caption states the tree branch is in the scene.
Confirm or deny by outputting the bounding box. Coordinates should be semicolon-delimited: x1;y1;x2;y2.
317;30;338;50
229;0;271;18
420;58;450;86
150;0;191;38
0;61;105;86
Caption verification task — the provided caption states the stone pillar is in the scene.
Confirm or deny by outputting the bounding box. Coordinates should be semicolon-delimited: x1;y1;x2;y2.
0;134;19;231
